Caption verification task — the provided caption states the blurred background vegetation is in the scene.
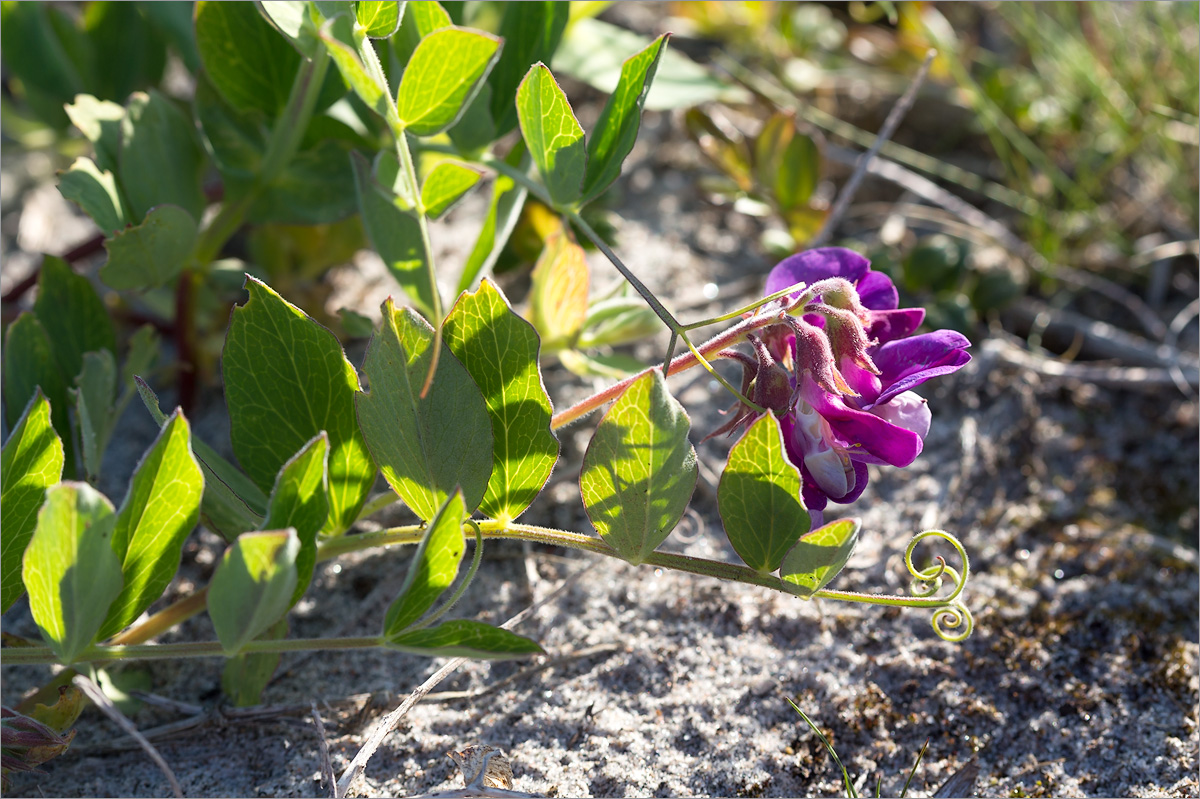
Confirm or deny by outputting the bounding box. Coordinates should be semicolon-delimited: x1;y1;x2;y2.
2;0;1197;410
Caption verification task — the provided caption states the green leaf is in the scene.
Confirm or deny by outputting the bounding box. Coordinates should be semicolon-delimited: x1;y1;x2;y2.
516;64;585;208
355;299;493;521
580;34;667;204
221;616;287;706
64;95;126;174
263;433;330;607
256;0;320;59
554;18;748;111
139;1;201;72
33;256;117;385
121;325;160;392
98;410;203;639
445;81;495;153
456;148;528;294
528;229;590;349
57;156;129;235
2;314;72;473
251;136;360;225
135;377;266;540
350;151;433;318
224;277;374;535
357;0;404;38
319;11;395;126
396;27;501;136
0;2;84;127
717;413;811;574
755;113;820;212
488;1;569;137
1;391;65;613
385;619;542;659
119;90;206;222
195;0;300;115
99;204;197;291
421;159;483;219
72;350;118;483
580;369;697;563
207;529;300;656
80;1;168;104
443;280;558;522
780;518;861;597
23;481;124;664
194;72;358;226
382;490;467;637
391;0;453;71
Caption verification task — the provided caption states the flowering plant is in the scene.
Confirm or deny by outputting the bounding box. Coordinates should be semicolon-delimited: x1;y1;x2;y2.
1;3;975;789
732;247;973;525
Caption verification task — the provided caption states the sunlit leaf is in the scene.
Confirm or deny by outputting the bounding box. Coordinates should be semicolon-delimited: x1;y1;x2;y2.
717;413;811;573
516;64;585;208
224;277;374;535
580;370;697;563
356;0;404;38
528;229;589;348
355;300;493;520
23;482;123;664
382;490;467;637
396;27;500;136
98;410;203;639
263;433;330;607
780;517;861;597
580;34;668;204
384;619;543;659
207;530;299;655
1;391;64;612
421;159;483;219
444;280;558;521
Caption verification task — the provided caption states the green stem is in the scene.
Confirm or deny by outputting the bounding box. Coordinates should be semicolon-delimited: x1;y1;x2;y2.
549;305;782;429
3;637;382;666
193;50;330;266
394;128;443;398
354;491;401;523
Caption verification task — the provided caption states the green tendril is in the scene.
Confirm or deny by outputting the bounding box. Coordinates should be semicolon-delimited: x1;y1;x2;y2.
815;529;973;642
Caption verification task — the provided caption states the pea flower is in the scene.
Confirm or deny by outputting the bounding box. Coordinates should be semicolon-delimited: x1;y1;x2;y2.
718;248;971;525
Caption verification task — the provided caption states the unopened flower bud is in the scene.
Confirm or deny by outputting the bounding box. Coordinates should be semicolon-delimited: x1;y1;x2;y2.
817;306;880;375
749;335;794;413
786;317;855;396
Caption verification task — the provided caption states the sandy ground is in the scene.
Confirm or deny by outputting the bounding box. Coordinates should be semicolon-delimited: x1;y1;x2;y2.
3;99;1198;798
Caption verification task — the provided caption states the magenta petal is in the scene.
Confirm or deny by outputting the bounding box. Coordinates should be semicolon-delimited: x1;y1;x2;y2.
856;271;899;310
804;384;924;467
765;247;871;298
868;308;925;344
872;331;971;405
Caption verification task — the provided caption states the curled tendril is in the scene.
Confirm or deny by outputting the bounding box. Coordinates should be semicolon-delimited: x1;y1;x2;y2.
931;601;974;643
906;530;972;642
905;529;969;605
813;528;973;642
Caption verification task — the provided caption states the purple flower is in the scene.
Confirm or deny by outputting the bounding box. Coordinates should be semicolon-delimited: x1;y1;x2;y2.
751;247;971;522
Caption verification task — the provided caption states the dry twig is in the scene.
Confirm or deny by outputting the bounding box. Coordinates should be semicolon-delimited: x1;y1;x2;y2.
334;564;589;798
72;673;183;799
811;50;937;248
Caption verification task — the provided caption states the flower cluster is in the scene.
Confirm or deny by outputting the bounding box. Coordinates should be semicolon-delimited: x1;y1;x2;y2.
718;248;971;525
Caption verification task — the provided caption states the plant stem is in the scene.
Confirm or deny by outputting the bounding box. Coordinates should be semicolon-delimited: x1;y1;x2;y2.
394;128;444;398
192;50;331;266
549;306;783;429
2;637;382;666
